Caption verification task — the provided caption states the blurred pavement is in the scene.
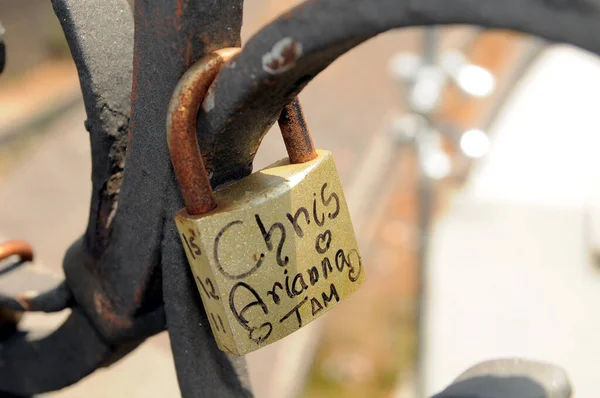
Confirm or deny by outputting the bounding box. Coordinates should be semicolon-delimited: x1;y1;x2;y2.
424;45;600;397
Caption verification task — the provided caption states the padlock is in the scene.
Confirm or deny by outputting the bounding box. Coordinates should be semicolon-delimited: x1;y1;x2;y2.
167;48;365;356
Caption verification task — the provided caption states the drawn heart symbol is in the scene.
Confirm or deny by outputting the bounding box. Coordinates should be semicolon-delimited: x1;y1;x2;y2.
315;229;332;254
249;322;273;344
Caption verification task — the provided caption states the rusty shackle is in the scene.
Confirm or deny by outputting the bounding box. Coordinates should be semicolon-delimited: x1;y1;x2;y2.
0;240;34;263
167;48;317;215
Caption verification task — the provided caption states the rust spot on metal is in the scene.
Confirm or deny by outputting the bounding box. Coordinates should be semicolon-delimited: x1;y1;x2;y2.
199;33;223;55
167;48;241;215
0;240;34;263
278;99;318;164
262;37;303;75
94;291;133;331
200;33;212;47
185;38;193;67
176;0;184;19
133;285;143;305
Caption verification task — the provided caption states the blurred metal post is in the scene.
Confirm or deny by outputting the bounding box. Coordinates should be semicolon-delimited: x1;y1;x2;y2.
389;26;497;398
0;21;5;75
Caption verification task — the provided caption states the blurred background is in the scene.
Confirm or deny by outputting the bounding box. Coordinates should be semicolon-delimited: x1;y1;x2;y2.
1;0;600;397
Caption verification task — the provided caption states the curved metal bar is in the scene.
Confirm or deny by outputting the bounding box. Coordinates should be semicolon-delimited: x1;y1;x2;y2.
167;48;240;215
201;0;600;187
0;281;73;313
51;0;134;257
0;309;113;396
0;241;33;263
0;1;135;395
278;99;318;164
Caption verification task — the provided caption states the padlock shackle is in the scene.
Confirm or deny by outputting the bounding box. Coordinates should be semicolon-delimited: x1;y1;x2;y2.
278;99;318;164
167;48;239;215
0;240;34;263
168;48;318;216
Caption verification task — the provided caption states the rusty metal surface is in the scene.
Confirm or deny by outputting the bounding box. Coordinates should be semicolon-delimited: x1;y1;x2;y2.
0;240;33;263
278;99;318;164
168;49;240;216
0;239;31;342
167;50;315;216
1;0;600;396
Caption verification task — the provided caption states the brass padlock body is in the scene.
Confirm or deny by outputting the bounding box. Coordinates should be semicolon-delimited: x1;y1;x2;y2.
175;150;365;355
